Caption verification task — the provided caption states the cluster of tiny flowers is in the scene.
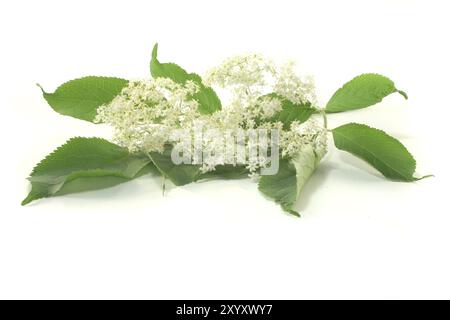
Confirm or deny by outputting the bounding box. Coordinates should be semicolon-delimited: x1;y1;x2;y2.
204;54;317;106
203;54;276;89
94;78;199;152
279;119;327;158
273;61;317;105
95;54;327;177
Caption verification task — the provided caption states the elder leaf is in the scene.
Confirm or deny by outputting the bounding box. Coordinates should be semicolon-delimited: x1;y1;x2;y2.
38;76;128;122
22;137;151;205
259;144;326;216
326;73;407;113
332;123;426;181
150;43;221;114
269;95;315;129
148;146;202;186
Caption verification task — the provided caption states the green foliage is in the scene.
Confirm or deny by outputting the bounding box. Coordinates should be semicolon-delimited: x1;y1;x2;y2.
269;95;315;129
39;76;128;122
148;146;202;186
332;123;427;181
26;45;429;215
22;138;151;205
259;144;326;216
149;147;249;186
259;159;298;216
326;73;407;113
150;43;221;114
201;165;249;180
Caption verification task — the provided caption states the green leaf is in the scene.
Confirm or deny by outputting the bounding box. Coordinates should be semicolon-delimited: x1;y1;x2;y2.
38;76;128;122
258;159;298;216
201;165;249;180
332;123;425;181
150;44;192;83
148;146;202;186
259;144;326;216
268;94;315;129
325;73;407;113
22;137;151;205
55;165;154;196
193;86;222;115
150;43;221;114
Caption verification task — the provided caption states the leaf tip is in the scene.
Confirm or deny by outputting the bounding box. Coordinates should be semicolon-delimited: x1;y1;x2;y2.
282;205;301;217
36;83;46;94
152;43;159;60
414;174;434;181
288;210;301;218
21;195;34;206
397;90;408;100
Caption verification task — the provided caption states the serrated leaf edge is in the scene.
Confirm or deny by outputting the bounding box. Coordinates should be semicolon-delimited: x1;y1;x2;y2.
27;137;126;177
37;76;128;95
332;122;420;181
326;73;407;113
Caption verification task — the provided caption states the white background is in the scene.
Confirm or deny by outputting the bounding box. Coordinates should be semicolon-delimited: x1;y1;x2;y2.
1;0;449;299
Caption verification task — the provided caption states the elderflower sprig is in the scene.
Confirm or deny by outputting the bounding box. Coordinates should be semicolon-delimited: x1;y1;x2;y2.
22;43;430;217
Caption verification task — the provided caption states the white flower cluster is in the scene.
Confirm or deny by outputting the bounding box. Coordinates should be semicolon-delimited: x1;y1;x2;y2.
95;78;200;152
273;61;316;105
204;54;317;105
279;119;327;158
204;54;276;89
95;54;327;177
